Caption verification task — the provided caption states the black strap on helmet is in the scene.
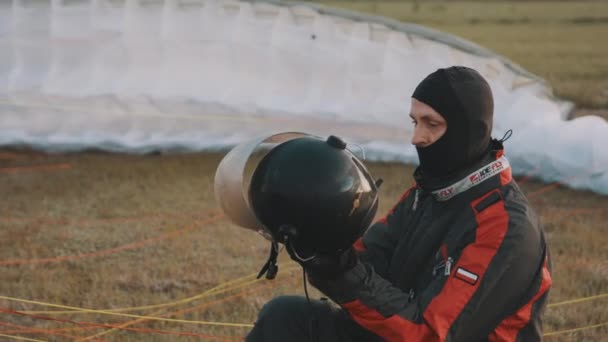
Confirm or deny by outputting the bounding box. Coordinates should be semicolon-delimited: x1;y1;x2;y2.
256;242;279;280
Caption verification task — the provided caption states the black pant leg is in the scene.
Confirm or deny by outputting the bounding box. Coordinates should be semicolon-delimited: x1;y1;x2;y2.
245;295;382;342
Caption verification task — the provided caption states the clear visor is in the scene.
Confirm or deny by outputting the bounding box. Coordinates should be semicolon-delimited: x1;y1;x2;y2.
214;132;315;236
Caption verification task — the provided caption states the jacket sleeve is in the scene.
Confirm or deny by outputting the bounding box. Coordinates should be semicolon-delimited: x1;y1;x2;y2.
352;187;415;277
310;190;551;342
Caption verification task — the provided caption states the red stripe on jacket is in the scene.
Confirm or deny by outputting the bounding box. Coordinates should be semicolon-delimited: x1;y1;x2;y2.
342;300;437;341
343;189;510;341
488;259;552;341
496;150;512;186
422;190;510;340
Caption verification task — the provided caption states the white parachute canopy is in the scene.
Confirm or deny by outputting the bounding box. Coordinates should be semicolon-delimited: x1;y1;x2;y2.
1;0;607;195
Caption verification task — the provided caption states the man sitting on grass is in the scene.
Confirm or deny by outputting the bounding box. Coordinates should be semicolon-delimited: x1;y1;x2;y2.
247;66;552;342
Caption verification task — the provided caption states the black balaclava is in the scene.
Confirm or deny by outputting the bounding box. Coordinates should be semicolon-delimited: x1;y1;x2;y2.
412;66;494;178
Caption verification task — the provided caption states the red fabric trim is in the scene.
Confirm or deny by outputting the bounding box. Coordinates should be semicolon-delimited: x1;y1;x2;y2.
341;191;510;341
488;259;552;342
353;238;366;252
422;191;510;340
377;187;414;224
342;300;437;341
495;150;512;186
500;167;512;186
440;244;448;262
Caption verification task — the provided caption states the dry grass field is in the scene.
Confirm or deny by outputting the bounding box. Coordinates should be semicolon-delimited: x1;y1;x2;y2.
1;1;608;341
1;148;607;341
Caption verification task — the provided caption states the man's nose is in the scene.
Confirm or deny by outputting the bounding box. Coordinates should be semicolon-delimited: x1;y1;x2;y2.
411;127;428;147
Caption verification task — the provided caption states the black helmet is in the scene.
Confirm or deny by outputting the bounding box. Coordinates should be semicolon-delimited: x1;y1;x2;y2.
249;135;380;256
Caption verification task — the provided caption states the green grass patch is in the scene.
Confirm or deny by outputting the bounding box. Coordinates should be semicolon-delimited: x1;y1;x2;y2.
309;1;608;108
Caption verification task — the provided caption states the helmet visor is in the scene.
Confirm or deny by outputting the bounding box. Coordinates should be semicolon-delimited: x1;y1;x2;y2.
214;132;314;236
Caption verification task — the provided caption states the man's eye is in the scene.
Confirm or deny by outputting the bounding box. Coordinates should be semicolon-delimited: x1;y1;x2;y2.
429;122;439;127
411;120;417;126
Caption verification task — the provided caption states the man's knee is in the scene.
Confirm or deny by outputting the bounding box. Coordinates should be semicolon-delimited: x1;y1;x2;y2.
246;296;316;342
256;295;311;324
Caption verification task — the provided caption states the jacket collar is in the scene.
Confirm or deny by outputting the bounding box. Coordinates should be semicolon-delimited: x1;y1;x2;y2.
430;155;510;201
414;139;512;202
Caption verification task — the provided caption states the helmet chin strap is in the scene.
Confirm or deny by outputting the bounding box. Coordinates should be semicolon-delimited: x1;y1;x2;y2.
286;237;316;263
256;224;318;280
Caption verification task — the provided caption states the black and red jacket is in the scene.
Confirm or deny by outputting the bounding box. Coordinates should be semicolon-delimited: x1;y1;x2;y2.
310;145;552;341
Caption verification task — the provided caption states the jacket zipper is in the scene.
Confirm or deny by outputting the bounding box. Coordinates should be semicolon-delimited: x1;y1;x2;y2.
441;244;453;276
432;244;453;277
412;188;420;211
444;257;453;276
